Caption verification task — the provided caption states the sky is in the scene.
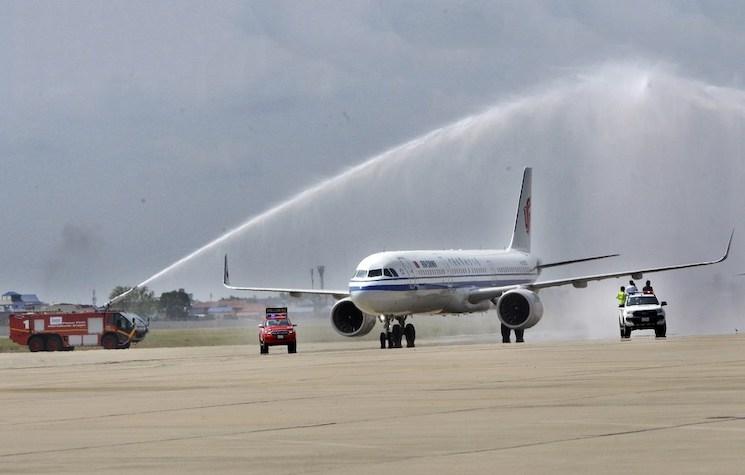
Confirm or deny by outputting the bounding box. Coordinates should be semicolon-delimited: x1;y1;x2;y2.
2;1;745;337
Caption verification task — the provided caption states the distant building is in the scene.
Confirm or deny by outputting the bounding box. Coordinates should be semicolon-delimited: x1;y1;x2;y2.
1;291;46;312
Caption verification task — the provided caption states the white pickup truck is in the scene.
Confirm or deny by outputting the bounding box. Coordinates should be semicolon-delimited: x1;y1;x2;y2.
618;293;667;339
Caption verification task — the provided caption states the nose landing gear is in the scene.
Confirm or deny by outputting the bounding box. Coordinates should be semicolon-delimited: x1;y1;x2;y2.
379;316;415;349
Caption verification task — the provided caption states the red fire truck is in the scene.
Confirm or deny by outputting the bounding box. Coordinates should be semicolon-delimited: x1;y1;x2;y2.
8;311;149;352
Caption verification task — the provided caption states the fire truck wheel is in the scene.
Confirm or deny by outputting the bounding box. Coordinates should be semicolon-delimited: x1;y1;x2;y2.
119;342;131;349
45;335;63;352
28;335;45;352
101;333;119;350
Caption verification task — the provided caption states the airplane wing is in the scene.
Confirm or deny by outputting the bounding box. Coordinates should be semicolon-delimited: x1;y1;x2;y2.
223;255;350;300
469;230;734;304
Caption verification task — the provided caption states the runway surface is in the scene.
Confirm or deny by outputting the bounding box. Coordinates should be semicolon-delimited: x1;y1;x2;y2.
2;335;745;474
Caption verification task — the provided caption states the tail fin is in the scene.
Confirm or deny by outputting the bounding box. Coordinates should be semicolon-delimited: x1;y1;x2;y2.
508;167;532;253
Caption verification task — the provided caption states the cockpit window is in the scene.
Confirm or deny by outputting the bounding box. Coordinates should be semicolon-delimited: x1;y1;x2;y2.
354;270;366;278
389;268;399;277
383;268;392;277
368;269;382;278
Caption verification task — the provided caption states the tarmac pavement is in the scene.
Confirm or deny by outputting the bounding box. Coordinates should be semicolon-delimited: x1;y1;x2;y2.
1;335;744;474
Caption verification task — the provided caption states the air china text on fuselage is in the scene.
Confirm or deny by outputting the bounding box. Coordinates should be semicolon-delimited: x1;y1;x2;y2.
225;167;732;349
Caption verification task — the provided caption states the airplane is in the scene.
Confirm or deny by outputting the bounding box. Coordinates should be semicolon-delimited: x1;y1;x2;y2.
224;168;733;349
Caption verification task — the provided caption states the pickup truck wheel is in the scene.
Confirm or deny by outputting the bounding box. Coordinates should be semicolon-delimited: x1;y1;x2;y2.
101;333;118;350
619;326;624;338
45;335;63;352
288;342;297;354
622;327;632;339
28;335;45;352
260;343;268;354
655;325;667;338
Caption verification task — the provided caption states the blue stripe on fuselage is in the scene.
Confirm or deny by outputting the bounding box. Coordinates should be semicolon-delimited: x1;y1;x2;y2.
349;279;533;292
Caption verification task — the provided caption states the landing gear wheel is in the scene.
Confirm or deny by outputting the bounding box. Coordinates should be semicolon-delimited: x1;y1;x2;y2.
260;342;269;354
514;328;525;343
45;335;63;352
655;324;667;338
28;335;45;352
404;324;416;348
379;332;387;349
101;333;118;350
500;324;511;343
391;325;403;348
288;342;297;354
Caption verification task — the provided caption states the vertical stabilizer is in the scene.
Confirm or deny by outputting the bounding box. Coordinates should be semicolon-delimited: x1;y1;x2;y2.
508;167;532;252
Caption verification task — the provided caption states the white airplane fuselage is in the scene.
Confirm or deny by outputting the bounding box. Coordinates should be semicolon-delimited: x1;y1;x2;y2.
349;249;538;316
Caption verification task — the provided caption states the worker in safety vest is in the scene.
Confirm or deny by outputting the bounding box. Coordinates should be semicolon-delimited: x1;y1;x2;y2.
617;286;626;307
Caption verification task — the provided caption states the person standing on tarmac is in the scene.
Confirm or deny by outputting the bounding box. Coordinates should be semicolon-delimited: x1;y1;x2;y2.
617;286;626;307
626;280;639;294
642;280;654;294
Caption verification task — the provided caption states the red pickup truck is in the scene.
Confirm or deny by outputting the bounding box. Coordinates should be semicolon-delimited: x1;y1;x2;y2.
258;307;297;354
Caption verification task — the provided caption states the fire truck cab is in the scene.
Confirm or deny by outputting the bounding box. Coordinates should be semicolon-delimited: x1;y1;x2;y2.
8;311;149;351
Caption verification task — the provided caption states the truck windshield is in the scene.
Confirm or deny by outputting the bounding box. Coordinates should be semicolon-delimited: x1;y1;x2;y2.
115;314;134;330
265;319;291;327
627;296;659;306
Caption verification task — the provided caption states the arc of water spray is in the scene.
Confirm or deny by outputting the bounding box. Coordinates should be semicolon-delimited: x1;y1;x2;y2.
107;105;507;306
107;65;745;306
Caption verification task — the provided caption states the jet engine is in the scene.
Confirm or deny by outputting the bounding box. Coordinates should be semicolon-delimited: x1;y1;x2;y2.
496;289;544;330
330;298;377;337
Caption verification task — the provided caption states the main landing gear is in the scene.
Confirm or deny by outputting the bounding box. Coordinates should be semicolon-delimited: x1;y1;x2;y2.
501;323;525;343
379;316;416;349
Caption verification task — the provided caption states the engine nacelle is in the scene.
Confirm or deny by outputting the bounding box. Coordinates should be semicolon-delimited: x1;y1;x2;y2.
330;298;378;337
496;289;544;330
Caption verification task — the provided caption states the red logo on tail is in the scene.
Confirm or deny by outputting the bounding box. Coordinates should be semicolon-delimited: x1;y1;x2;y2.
523;198;531;234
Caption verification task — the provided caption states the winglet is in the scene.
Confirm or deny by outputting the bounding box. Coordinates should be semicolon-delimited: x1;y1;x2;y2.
719;229;735;263
224;254;230;286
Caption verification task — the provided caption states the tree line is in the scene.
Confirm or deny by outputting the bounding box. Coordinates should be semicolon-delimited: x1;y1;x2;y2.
108;286;192;320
